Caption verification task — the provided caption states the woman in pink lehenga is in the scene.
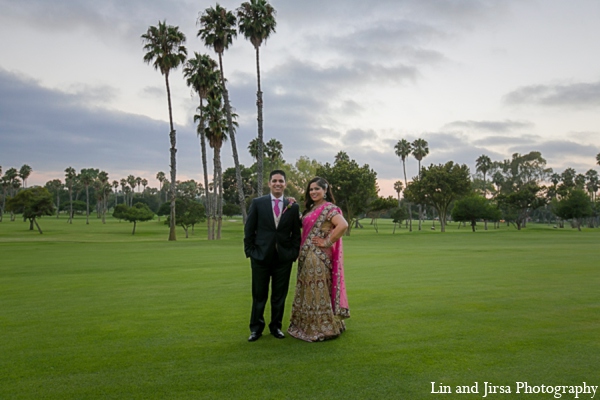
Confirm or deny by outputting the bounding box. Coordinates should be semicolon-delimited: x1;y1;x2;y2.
288;177;350;342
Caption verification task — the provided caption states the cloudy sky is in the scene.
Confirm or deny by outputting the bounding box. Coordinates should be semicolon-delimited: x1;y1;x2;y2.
1;0;599;197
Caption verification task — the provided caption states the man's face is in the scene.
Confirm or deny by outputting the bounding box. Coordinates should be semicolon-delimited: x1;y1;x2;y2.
268;174;286;197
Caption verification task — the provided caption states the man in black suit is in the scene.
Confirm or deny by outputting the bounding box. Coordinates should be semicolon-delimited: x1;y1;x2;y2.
244;170;301;342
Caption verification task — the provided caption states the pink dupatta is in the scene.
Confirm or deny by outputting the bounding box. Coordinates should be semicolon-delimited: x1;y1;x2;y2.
300;203;350;318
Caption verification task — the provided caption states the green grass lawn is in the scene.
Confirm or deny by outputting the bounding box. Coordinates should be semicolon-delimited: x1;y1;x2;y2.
1;215;599;399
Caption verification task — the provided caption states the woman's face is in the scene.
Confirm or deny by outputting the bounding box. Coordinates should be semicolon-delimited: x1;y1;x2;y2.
309;182;326;203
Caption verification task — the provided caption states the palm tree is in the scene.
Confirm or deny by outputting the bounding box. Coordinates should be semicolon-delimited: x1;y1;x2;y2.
98;171;110;224
184;52;220;240
394;139;412;231
265;138;283;170
203;87;230;239
142;20;187;241
475;154;493;230
9;177;22;221
136;177;142;193
112;180;119;205
585;169;599;202
50;179;62;218
237;0;276;198
1;175;10;222
64;166;76;224
123;186;132;208
119;179;127;206
198;4;247;224
79;169;94;224
475;155;492;197
127;175;136;206
19;164;32;188
596;152;600;166
156;171;165;190
141;178;148;194
412;138;429;230
248;137;263;160
393;181;403;205
5;168;19;195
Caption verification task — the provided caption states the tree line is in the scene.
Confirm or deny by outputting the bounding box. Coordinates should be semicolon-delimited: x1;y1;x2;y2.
392;142;600;233
2;147;599;235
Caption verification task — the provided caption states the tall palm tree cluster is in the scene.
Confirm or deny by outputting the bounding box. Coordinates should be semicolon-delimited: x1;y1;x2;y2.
394;138;429;231
142;0;277;241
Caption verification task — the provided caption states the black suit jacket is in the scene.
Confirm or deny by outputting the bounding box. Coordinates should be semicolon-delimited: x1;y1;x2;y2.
244;195;301;263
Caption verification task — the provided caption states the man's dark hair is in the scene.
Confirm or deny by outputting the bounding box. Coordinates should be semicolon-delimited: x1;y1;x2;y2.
269;170;286;180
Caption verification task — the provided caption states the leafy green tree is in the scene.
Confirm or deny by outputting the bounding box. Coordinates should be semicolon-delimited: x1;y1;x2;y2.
496;183;546;230
44;179;63;218
316;151;378;235
166;198;206;238
142;20;188;241
198;4;247;224
121;203;155;235
6;187;54;234
223;202;241;217
157;202;170;222
496;152;551;194
553;189;593;231
284;156;321;200
131;196;161;214
19;164;32;188
451;195;501;232
404;161;471;232
367;196;398;233
237;0;276;197
223;165;254;205
112;203;129;221
390;206;409;234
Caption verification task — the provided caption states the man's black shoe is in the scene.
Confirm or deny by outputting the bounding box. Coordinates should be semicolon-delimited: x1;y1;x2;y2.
271;329;285;339
248;332;262;342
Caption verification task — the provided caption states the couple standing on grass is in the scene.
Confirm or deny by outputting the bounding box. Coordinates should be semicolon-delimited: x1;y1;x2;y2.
243;170;350;343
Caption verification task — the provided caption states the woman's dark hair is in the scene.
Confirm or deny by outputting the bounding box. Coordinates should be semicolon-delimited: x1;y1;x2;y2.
303;176;335;215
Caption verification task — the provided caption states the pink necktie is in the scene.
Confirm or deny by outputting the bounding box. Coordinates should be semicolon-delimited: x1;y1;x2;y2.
274;198;281;217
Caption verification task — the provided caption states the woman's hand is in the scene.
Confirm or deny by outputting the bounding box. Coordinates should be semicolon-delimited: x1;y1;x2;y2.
311;236;332;248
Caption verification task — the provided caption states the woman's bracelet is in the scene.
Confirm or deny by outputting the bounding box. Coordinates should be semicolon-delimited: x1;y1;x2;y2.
323;238;333;248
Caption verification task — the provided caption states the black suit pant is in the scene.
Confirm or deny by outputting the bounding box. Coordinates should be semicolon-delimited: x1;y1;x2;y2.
249;252;293;334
